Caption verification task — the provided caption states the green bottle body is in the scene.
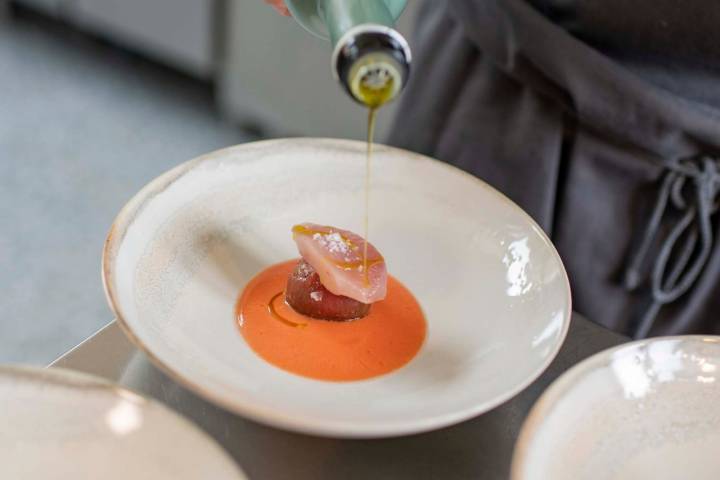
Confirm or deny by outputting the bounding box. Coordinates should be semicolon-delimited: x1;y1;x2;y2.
286;0;407;47
285;0;411;106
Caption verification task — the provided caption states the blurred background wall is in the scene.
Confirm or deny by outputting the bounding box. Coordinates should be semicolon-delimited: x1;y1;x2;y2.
0;0;418;364
11;0;418;138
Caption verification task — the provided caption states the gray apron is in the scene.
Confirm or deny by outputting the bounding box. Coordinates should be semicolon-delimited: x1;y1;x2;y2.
389;0;720;338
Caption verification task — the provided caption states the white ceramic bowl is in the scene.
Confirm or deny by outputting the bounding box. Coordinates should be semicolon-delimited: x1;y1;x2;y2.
512;336;720;480
0;366;245;479
103;138;571;438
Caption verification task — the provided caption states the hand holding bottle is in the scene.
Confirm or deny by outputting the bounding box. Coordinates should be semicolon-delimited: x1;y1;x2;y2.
262;0;411;106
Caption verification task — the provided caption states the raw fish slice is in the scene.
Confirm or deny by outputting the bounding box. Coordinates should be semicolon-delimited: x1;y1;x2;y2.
292;223;387;304
285;260;371;320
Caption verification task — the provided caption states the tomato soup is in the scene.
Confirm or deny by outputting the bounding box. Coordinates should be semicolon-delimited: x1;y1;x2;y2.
236;260;426;381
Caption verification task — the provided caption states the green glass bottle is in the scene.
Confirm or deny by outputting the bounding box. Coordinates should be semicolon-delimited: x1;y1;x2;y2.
285;0;411;107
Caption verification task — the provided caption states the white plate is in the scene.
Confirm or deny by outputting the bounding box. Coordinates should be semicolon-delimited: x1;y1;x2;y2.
103;138;571;438
512;336;720;480
0;365;245;479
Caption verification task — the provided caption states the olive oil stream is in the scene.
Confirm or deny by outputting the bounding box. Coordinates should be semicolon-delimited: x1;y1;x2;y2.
261;75;395;329
363;107;376;283
358;75;394;284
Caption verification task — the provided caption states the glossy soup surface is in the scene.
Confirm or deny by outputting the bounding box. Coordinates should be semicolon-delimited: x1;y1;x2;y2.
236;260;426;381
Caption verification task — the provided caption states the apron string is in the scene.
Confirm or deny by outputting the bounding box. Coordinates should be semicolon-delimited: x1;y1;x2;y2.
624;156;720;338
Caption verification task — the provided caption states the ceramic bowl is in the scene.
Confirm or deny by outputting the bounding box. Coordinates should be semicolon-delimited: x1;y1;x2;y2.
0;365;245;479
103;138;571;437
512;336;720;480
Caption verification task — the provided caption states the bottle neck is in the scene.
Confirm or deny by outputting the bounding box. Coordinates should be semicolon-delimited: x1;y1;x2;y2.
319;0;396;47
332;25;411;107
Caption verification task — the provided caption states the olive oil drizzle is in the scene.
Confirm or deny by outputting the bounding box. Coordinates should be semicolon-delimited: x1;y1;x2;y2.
266;69;395;329
356;73;393;286
363;107;377;285
291;224;383;271
290;72;393;289
268;291;307;328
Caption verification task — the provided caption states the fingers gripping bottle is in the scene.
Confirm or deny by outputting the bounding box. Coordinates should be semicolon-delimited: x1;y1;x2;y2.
286;0;411;108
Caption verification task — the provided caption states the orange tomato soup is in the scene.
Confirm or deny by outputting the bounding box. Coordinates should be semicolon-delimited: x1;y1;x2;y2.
236;260;426;381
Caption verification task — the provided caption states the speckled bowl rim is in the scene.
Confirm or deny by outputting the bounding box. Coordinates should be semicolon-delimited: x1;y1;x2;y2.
102;137;573;438
510;335;720;479
1;364;247;479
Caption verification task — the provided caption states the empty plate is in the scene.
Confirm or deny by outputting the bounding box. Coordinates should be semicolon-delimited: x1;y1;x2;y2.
512;336;720;480
103;138;571;437
0;365;245;479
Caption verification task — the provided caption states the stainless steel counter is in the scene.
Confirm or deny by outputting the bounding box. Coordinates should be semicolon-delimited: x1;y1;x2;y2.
52;314;626;480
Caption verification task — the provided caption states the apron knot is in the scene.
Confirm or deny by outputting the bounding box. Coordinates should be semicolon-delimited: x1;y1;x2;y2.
624;155;720;338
